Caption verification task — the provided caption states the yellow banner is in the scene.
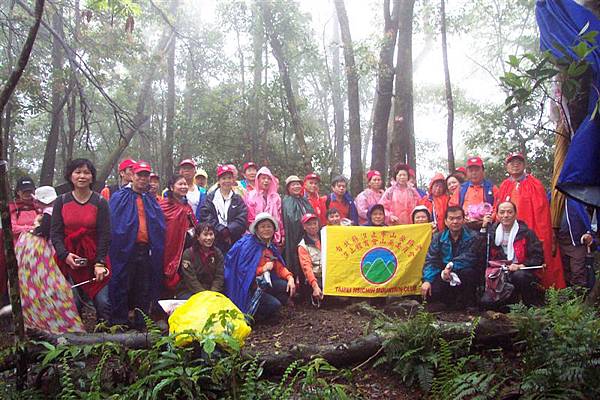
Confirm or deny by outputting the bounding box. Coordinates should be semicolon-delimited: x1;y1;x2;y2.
322;224;432;297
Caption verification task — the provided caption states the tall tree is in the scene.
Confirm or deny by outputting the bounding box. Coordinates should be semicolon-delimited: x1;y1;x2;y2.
370;0;400;180
63;0;81;166
334;0;363;195
331;4;345;174
1;1;16;163
39;4;65;185
440;0;455;172
389;0;416;173
249;4;264;160
0;0;45;388
162;0;178;179
97;30;175;186
259;1;312;171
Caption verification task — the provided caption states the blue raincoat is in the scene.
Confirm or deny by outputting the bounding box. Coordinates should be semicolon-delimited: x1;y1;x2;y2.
537;0;600;207
224;233;285;313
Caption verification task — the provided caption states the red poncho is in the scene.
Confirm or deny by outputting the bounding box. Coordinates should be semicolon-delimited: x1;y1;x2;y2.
419;173;449;231
497;175;565;289
160;197;197;291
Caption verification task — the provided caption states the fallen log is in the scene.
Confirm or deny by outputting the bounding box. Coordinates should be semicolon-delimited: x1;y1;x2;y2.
0;312;519;375
245;312;519;374
27;329;156;349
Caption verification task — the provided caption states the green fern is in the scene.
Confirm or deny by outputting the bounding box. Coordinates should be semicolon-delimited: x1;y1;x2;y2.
57;355;77;400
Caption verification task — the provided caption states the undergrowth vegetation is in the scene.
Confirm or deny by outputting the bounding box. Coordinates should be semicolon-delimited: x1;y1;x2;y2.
375;288;600;399
2;289;600;399
0;309;353;399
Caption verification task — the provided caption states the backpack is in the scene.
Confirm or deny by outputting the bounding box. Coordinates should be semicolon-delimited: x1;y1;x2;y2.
480;261;515;307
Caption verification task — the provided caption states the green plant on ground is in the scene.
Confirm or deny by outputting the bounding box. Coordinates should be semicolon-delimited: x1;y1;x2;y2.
510;288;600;399
374;311;442;392
1;309;353;399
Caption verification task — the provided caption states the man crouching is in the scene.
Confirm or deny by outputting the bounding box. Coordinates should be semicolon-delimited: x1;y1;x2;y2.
421;206;478;309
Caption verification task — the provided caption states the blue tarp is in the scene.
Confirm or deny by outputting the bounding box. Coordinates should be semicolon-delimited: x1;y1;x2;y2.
536;0;600;207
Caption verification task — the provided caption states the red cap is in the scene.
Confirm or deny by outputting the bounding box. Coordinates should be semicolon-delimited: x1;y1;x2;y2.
505;152;525;163
301;213;319;224
133;160;152;174
304;172;320;182
217;164;236;178
118;159;136;172
243;162;257;172
455;166;466;174
466;156;484;168
366;170;381;182
149;173;159;179
179;159;196;168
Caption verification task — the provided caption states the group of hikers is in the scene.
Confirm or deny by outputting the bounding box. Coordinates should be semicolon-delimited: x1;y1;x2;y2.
0;152;597;333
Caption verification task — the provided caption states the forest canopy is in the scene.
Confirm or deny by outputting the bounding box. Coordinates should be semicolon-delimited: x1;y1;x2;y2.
0;0;555;190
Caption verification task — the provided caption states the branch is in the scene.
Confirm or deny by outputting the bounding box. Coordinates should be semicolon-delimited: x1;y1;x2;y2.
15;0;136;138
0;0;45;114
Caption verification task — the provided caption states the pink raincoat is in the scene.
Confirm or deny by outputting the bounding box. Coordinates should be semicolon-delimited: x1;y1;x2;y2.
355;188;383;225
245;167;285;244
379;182;421;225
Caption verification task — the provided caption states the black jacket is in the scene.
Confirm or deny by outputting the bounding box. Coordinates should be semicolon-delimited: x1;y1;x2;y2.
199;190;248;253
476;220;544;266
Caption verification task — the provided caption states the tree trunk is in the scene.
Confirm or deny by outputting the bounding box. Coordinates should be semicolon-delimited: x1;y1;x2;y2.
162;0;178;180
362;101;375;169
249;5;264;161
1;1;17;163
64;0;80;165
96;31;175;187
181;55;195;160
440;0;455;173
331;6;345;174
389;0;416;173
0;0;45;389
371;0;400;181
259;2;312;171
39;6;65;186
335;0;363;195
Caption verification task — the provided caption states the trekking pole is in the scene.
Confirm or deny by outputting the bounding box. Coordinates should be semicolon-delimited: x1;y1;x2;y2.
71;269;110;289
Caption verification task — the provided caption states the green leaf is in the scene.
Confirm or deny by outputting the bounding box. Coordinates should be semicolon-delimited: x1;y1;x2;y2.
581;30;599;43
572;41;590;59
42;348;64;365
567;62;588;78
203;339;216;356
151;377;175;399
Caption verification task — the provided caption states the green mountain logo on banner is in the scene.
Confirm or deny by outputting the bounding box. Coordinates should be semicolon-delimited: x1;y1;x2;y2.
360;247;398;284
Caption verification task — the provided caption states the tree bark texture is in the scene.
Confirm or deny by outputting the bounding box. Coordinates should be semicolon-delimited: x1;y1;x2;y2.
389;0;416;174
1;1;17;162
0;0;45;389
331;8;345;175
249;5;264;161
162;0;178;180
259;2;312;172
370;0;400;182
334;0;364;195
181;56;195;160
440;0;455;173
40;6;65;186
